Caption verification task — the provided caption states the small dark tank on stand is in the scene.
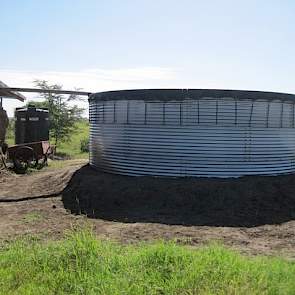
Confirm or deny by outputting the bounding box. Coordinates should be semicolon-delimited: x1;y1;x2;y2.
6;106;54;172
15;106;49;144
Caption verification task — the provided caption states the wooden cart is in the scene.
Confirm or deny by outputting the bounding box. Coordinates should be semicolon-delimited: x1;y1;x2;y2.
7;141;54;173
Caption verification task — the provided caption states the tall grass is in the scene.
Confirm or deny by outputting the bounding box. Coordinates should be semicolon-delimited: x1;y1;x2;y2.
1;229;295;294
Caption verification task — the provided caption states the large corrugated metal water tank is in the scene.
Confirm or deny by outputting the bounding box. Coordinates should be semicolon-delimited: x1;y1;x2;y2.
15;106;49;144
89;89;295;177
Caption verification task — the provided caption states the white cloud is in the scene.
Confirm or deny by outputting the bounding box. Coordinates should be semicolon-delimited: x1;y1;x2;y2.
0;67;178;117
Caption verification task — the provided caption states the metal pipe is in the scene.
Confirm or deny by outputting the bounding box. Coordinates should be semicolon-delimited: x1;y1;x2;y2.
0;87;91;96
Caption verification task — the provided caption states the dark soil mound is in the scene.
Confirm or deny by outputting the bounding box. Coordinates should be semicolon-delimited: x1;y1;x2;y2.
61;165;295;227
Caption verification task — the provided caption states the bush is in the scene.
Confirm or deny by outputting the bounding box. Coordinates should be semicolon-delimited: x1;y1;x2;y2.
80;137;89;153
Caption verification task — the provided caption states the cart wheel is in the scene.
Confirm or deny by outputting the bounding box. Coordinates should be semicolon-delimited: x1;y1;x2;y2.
37;154;48;168
0;143;8;169
13;146;38;173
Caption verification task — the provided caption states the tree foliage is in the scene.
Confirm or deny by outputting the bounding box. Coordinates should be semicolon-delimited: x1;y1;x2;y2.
28;80;85;147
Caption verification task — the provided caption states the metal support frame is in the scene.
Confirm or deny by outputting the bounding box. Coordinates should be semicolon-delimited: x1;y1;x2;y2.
215;100;218;125
293;104;295;128
96;103;100;123
162;103;166;125
266;101;270;128
235;99;238;125
144;103;147;125
113;101;116;123
197;99;200;124
179;103;183;125
126;101;130;124
280;102;284;128
249;100;254;127
0;87;91;97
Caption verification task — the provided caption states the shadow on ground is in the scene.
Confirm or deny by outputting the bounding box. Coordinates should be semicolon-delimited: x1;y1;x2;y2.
61;165;295;227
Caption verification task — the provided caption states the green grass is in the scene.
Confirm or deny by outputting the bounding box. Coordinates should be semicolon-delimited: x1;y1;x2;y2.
22;212;43;224
57;120;89;159
1;229;295;295
46;158;88;170
6;119;14;146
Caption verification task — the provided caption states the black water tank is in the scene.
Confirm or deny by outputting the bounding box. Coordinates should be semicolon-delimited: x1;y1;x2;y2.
15;106;49;144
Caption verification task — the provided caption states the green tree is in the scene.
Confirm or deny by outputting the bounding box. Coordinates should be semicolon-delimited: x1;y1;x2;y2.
29;80;85;148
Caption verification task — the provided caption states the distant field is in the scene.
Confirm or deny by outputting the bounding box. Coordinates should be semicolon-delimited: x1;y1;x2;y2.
5;119;14;146
1;228;295;295
57;119;89;159
6;119;89;159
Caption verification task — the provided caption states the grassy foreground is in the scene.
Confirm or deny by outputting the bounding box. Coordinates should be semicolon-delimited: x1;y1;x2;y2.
1;230;295;295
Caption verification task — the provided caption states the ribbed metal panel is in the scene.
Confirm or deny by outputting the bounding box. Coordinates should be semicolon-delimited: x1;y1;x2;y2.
89;90;295;177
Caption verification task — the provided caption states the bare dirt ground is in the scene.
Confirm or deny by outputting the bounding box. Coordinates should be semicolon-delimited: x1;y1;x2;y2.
1;160;295;258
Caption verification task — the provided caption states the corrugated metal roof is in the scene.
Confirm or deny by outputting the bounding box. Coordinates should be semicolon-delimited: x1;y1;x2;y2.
0;81;26;101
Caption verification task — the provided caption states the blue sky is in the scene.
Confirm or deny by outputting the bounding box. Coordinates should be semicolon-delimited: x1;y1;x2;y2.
1;0;295;116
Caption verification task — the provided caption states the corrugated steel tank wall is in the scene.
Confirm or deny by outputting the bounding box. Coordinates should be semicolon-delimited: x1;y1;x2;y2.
89;89;295;177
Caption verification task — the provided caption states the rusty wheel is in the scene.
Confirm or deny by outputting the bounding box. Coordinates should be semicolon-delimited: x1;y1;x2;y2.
0;143;8;169
36;154;48;169
13;146;38;173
